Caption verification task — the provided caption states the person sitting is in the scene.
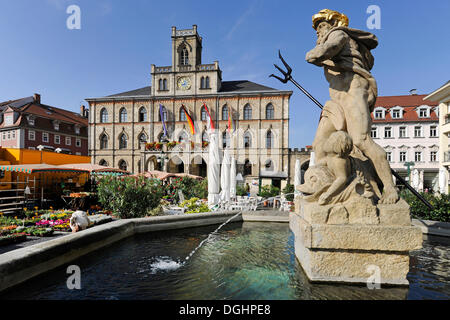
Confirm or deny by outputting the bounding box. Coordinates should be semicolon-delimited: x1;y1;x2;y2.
70;208;91;233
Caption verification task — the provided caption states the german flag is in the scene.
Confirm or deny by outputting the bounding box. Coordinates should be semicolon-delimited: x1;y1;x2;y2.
202;103;215;130
181;105;195;135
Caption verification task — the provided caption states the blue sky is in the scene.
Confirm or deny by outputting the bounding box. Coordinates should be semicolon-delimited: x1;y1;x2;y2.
0;0;449;148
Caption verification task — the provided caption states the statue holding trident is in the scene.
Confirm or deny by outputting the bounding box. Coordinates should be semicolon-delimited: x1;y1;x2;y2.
278;10;423;286
303;9;398;204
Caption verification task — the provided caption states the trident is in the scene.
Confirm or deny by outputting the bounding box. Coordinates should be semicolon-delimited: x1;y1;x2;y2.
270;50;433;210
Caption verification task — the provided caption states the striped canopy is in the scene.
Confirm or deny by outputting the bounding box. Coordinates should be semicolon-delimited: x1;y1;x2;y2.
57;163;129;174
0;163;87;174
0;163;128;175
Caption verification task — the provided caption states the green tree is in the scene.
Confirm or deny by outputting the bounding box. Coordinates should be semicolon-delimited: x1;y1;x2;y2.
97;176;164;219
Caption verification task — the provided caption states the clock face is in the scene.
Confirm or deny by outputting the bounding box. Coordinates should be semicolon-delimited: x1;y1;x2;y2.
177;77;191;90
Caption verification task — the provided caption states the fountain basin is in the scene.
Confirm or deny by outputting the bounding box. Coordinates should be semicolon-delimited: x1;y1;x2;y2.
0;221;448;300
0;211;242;293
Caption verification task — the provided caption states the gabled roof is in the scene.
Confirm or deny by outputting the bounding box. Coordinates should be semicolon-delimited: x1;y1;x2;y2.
219;80;278;93
20;103;87;126
107;86;152;97
372;94;439;123
95;80;284;100
0;96;87;126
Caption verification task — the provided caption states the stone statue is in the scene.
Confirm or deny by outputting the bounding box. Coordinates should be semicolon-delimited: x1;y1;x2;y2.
289;9;422;286
301;9;398;205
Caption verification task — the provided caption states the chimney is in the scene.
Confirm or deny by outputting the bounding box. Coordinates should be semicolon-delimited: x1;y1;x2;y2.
409;89;418;95
33;93;41;104
80;105;88;118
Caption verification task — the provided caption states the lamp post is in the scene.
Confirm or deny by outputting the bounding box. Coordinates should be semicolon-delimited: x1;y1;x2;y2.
36;145;44;205
37;145;44;163
404;161;415;182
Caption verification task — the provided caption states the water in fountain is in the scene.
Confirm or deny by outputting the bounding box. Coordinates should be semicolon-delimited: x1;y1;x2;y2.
149;212;242;273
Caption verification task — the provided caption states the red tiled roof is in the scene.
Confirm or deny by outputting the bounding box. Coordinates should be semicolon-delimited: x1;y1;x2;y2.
374;94;438;108
371;94;439;123
20;103;88;126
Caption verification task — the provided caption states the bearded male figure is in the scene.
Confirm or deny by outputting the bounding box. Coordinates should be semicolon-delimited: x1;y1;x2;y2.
305;9;398;204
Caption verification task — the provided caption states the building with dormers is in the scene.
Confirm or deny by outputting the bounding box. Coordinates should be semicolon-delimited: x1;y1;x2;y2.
370;93;439;191
85;25;299;191
0;94;89;155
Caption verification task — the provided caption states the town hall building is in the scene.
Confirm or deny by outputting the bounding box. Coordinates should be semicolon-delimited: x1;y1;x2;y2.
85;25;298;190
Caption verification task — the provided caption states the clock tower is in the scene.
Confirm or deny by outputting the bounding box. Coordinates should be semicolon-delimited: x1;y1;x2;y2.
151;25;222;97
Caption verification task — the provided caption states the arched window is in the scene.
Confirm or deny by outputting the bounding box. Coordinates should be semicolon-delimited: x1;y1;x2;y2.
119;133;127;149
243;104;252;120
244;131;251;148
181;47;189;65
202;131;209;143
222;131;230;148
138;133;147;144
163;79;168;91
179;132;188;143
222;105;229;120
139;107;147;122
119;108;127;123
158;132;166;142
266;130;273;149
99;159;108;166
244;159;252;176
265;159;274;171
100;134;108;150
159;106;168;121
200;77;205;89
180;107;187;121
100;108;108;123
201;106;207;121
118;160;127;171
205;77;210;88
266;103;274;119
159;79;163;90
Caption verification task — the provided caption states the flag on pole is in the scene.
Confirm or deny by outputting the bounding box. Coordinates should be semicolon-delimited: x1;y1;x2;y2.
181;105;196;135
159;104;168;137
202;103;215;131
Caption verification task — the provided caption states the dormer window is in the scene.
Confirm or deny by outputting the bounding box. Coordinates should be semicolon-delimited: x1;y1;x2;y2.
27;116;35;126
417;106;430;118
4;114;13;126
373;108;385;119
390;107;403;119
53;121;60;131
75;125;81;135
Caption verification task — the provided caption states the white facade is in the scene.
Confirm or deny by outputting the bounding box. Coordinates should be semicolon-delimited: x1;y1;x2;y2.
371;95;440;191
425;81;450;194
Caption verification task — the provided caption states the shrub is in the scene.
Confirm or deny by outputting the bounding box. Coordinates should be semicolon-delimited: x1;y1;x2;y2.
236;185;248;196
282;184;295;201
400;190;450;222
97;176;164;219
179;198;211;214
258;185;280;198
163;177;208;203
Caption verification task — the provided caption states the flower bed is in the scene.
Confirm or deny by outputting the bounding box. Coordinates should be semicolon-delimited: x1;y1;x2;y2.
0;233;27;246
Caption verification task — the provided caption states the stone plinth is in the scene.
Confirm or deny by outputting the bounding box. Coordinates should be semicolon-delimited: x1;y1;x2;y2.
290;197;423;286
